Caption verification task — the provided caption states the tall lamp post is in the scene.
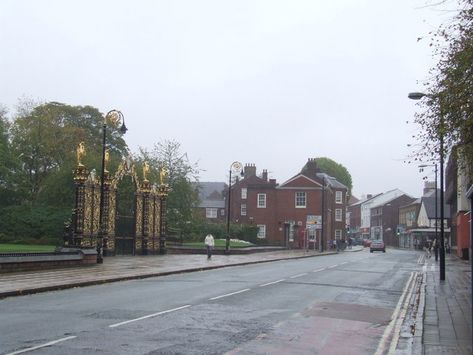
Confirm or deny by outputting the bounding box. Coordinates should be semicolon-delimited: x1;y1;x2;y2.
98;109;127;264
408;92;445;281
226;161;243;254
419;163;439;261
320;175;326;252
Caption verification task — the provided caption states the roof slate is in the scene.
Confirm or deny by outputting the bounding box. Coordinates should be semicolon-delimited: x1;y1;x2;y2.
422;195;451;219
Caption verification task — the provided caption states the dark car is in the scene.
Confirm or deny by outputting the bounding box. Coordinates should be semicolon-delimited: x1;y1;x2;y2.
370;239;385;253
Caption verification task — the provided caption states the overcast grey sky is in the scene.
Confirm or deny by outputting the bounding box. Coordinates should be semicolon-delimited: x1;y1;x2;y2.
0;0;452;198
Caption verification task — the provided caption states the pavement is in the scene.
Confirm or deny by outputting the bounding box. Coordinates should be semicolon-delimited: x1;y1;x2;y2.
0;247;340;298
420;253;472;355
0;246;471;354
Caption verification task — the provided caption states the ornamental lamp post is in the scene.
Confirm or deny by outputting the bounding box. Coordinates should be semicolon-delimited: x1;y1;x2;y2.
97;109;127;264
408;92;445;281
226;161;243;254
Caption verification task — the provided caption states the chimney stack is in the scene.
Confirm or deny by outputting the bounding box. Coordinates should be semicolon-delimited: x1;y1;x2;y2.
302;158;318;177
262;169;268;181
423;181;435;196
244;163;257;179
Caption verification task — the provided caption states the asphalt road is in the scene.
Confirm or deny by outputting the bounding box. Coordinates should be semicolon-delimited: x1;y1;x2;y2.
1;248;422;355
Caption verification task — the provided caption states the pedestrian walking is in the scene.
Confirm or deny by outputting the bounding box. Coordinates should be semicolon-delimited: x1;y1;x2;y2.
204;234;215;259
425;240;432;258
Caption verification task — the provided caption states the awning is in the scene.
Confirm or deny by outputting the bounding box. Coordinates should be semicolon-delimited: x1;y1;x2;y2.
407;228;451;233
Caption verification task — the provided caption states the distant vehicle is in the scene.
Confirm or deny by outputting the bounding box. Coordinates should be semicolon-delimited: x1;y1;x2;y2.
363;239;372;247
352;237;363;246
370;240;385;253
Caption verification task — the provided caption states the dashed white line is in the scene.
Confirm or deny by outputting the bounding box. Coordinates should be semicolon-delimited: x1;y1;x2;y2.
259;279;285;287
340;262;348;265
289;273;307;279
109;305;191;328
328;264;339;269
209;288;250;300
6;336;77;355
312;268;326;273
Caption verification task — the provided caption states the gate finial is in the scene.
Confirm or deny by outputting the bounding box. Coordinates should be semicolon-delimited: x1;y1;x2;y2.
76;142;86;167
160;167;168;185
143;161;150;182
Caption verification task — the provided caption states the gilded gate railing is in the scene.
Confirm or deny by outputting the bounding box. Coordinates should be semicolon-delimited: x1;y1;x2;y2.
67;142;168;256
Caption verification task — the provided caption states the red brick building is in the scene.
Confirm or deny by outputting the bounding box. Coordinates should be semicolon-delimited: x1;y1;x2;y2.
229;159;348;249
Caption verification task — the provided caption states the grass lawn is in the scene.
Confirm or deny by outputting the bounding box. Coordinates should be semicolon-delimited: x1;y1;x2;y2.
183;239;254;249
0;244;57;253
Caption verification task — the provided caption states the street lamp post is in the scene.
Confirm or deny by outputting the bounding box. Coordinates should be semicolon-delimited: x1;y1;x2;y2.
409;92;445;280
419;163;439;261
98;110;127;264
320;175;326;252
226;161;243;254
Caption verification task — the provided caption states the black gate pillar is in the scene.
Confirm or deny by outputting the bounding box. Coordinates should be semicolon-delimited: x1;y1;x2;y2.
72;165;89;247
157;168;170;255
140;179;151;255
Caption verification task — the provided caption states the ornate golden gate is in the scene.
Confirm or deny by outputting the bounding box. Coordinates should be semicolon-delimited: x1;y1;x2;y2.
66;143;169;256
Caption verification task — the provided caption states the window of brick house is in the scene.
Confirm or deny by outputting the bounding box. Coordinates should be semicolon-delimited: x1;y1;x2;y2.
206;208;217;218
335;191;343;204
295;192;306;208
241;204;247;216
257;224;266;238
335;208;342;221
257;193;266;208
335;229;342;239
241;188;247;199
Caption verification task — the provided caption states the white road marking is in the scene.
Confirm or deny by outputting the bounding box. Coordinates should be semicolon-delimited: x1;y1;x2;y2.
422;263;428;273
340;262;348;265
312;268;326;273
209;288;250;300
259;279;285;287
374;272;417;355
6;336;77;355
327;264;338;269
387;272;419;354
109;305;191;328
289;273;307;279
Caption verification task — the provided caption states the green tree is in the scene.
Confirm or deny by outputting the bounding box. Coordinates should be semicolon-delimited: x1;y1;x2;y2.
413;0;473;179
10;101;128;206
305;157;353;196
2;101;129;244
0;105;19;207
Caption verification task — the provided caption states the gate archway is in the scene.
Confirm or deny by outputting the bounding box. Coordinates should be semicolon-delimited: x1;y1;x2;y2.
113;165;138;255
67;143;167;256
